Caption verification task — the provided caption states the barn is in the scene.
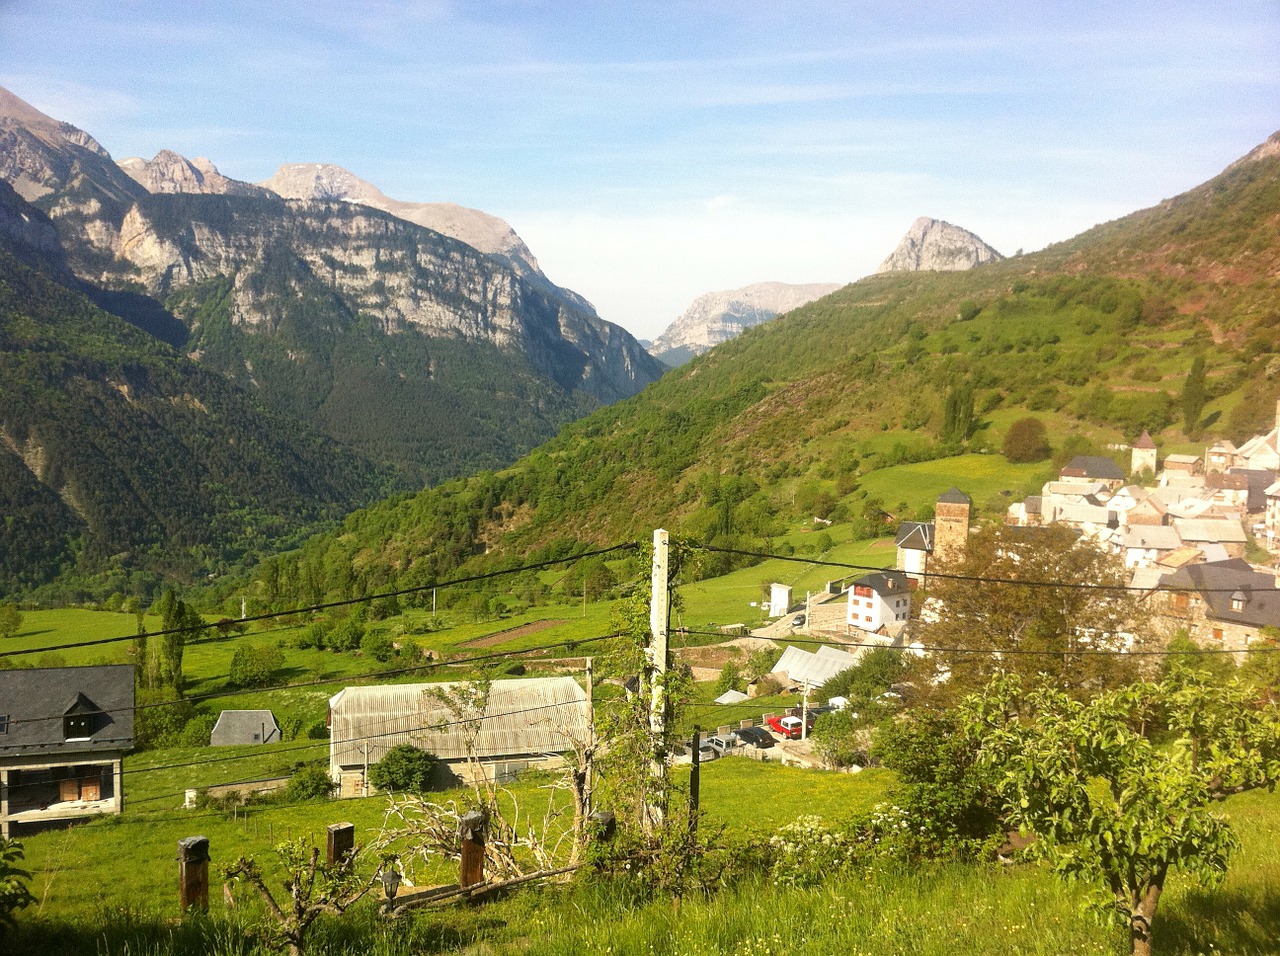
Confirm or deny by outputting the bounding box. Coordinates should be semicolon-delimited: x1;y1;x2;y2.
327;676;589;797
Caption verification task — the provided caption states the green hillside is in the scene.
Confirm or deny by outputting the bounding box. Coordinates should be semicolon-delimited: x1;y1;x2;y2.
240;135;1280;608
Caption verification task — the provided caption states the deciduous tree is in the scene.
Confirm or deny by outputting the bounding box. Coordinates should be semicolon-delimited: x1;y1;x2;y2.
964;670;1280;956
917;524;1143;703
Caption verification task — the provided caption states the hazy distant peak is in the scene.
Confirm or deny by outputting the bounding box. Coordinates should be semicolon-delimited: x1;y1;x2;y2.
877;217;1003;273
649;280;842;364
260;162;543;278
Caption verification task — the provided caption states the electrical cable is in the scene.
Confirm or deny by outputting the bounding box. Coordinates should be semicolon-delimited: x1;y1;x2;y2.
0;541;638;659
1;631;630;729
689;541;1276;594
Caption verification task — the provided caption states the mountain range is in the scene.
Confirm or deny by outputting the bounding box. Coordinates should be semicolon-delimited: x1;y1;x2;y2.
0;85;664;595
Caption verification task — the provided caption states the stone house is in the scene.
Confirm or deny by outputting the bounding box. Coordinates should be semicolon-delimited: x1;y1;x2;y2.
1158;559;1280;656
0;664;134;837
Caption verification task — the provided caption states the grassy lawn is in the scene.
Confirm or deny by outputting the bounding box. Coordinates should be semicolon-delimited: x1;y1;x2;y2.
855;453;1054;518
15;756;892;921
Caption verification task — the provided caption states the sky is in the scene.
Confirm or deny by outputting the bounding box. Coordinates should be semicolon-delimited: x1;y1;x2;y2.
1;1;1278;340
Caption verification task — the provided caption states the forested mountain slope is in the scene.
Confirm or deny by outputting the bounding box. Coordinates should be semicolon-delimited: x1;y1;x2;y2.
249;131;1280;607
0;248;387;595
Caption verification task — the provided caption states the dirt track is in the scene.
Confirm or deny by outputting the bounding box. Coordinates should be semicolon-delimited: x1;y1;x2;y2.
459;619;566;648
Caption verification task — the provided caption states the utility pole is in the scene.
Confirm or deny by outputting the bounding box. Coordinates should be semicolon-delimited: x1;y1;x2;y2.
584;657;595;821
645;528;671;834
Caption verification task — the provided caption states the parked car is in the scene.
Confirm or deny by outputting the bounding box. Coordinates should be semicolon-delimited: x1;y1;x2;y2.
766;714;813;740
708;733;738;754
733;725;775;749
697;743;718;762
791;613;807;627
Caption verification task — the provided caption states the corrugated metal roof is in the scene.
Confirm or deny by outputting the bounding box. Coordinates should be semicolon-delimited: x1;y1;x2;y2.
329;676;588;767
771;645;860;688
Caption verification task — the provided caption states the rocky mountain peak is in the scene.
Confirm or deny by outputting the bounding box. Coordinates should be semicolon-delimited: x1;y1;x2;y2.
649;280;842;365
118;150;268;197
877;217;1003;273
0;86;130;203
260;162;544;279
1226;130;1280;172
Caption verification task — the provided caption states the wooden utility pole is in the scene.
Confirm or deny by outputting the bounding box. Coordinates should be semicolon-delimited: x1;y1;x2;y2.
689;726;701;828
177;836;210;912
646;529;671;834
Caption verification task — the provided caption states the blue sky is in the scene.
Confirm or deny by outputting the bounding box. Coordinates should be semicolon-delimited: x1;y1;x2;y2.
2;1;1277;338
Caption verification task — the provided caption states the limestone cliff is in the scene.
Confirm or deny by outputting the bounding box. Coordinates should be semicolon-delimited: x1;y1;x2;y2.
260;163;544;279
877;217;1003;273
649;281;842;365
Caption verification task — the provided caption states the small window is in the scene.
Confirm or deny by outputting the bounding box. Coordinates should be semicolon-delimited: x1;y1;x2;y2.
64;715;92;739
1230;597;1244;612
1212;628;1224;642
0;714;8;734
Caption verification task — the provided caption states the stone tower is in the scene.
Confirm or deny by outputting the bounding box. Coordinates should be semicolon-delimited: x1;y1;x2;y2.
1131;430;1158;477
934;487;972;565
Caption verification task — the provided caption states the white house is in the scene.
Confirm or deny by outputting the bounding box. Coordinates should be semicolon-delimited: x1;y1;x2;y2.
846;571;911;633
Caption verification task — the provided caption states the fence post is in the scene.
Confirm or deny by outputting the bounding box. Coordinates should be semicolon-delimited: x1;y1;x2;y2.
177;836;210;912
327;822;355;866
459;809;486;889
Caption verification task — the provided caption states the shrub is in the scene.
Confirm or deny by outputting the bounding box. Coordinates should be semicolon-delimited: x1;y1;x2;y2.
768;815;858;887
228;643;285;688
359;631;395;663
284;766;335;801
369;744;438;793
177;714;217;748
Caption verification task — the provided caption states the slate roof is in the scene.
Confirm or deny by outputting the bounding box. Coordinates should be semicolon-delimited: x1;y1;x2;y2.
852;570;911;596
1134;430;1157;449
1161;559;1280;629
0;664;135;756
1061;456;1125;481
1228;468;1276;512
329;677;588;768
210;709;280;746
894;521;934;552
1173;517;1248;544
937;487;971;505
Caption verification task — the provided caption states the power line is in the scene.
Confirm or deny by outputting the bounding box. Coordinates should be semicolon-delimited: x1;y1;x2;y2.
690;542;1274;594
675;626;1280;657
2;631;629;729
6;678;621;800
1;542;638;660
